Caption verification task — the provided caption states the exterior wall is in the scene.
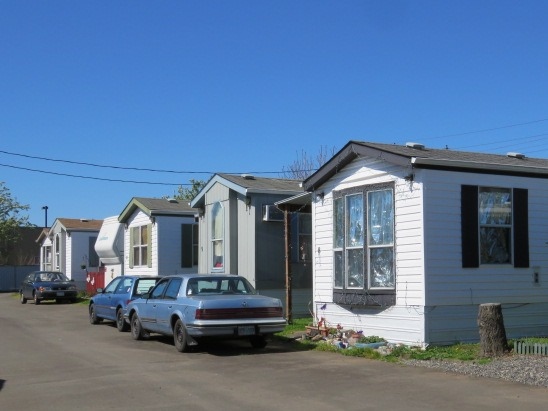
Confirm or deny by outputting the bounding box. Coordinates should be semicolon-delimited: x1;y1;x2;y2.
68;232;93;290
420;169;548;344
155;214;197;275
124;210;157;276
236;192;255;284
197;182;231;274
312;156;426;345
313;155;548;346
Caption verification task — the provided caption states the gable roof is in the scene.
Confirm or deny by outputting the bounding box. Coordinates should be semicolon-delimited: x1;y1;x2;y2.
303;141;548;191
191;173;304;208
55;218;103;231
118;197;198;223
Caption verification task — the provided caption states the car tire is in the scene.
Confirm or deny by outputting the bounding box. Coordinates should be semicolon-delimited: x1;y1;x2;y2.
130;313;146;340
250;335;267;349
20;292;27;304
89;304;102;324
33;293;40;305
173;319;191;352
116;308;129;332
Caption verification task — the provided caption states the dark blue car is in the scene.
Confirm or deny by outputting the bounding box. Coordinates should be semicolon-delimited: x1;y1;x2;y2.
89;275;162;331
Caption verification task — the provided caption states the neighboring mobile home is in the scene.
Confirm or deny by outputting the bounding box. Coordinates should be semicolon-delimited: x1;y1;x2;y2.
303;141;548;346
190;173;312;317
39;218;102;290
118;197;198;276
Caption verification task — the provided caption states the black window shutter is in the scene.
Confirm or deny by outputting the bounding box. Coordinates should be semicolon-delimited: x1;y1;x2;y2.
181;224;193;268
513;188;529;268
461;185;479;268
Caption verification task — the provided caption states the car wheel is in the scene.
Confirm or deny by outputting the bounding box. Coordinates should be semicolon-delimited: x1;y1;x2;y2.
130;313;146;340
89;304;102;324
33;293;40;305
173;319;191;352
20;292;27;304
249;335;267;349
116;308;129;332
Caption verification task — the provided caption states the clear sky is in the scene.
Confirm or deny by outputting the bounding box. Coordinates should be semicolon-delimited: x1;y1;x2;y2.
2;1;548;227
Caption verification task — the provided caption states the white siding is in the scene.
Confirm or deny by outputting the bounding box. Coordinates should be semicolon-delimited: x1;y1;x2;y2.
312;156;426;345
124;210;157;276
420;169;548;344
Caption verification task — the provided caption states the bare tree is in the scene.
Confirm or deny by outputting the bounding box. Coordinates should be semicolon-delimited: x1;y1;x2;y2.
165;179;207;201
282;145;337;180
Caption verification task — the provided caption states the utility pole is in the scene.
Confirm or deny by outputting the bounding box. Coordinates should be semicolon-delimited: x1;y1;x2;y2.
42;205;49;227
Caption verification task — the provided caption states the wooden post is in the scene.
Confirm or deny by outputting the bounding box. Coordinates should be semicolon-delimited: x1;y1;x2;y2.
477;303;508;357
283;208;292;323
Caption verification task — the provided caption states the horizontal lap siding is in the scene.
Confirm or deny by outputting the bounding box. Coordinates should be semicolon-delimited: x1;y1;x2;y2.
422;170;548;344
313;157;426;344
427;303;548;345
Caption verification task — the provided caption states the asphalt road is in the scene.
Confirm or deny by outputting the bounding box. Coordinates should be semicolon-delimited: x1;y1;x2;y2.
0;293;546;411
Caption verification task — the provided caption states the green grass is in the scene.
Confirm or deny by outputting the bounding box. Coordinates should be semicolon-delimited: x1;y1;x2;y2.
274;317;548;363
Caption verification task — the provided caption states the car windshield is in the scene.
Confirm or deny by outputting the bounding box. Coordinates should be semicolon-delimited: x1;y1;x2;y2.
35;272;68;282
186;277;256;296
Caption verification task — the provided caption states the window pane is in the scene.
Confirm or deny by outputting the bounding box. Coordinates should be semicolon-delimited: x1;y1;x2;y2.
334;198;344;248
140;226;148;245
141;247;148;266
213;239;223;268
334;251;343;288
346;248;364;288
370;247;394;287
212;202;223;238
480;227;511;264
133;248;140;266
132;226;139;245
479;188;511;225
346;194;364;247
368;189;394;245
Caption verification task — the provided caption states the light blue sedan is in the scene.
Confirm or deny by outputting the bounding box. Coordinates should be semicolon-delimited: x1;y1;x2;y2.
126;274;287;352
89;275;162;331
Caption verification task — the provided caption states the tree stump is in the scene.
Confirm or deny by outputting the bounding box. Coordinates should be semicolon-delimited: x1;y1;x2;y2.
477;303;508;357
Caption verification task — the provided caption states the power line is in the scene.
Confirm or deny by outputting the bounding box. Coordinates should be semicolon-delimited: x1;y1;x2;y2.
422;117;548;141
0;163;186;185
0;149;281;175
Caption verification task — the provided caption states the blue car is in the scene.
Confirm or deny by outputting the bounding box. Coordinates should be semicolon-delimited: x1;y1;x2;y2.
126;274;287;352
89;275;162;331
19;271;78;304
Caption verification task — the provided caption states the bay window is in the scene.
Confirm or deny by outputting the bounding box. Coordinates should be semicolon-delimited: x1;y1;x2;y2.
333;183;395;306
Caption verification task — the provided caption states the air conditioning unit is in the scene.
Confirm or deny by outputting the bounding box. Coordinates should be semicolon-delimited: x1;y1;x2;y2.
262;205;284;222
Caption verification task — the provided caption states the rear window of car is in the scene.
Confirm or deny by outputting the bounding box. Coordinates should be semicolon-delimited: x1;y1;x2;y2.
186;277;255;296
135;278;160;296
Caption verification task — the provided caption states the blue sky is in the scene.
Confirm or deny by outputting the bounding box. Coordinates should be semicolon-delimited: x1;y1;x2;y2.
2;1;548;226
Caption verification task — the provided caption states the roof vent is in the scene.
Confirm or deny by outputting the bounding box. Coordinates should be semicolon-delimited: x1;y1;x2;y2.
241;174;255;180
406;142;425;150
167;198;178;203
507;152;526;159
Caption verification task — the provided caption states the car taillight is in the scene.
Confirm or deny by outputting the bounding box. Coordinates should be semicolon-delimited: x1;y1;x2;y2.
195;307;283;320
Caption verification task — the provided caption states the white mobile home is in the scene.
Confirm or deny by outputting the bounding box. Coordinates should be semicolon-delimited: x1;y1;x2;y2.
39;218;103;290
118;197;198;276
303;141;548;346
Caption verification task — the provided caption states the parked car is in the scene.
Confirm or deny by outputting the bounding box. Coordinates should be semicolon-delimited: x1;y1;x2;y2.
126;274;287;352
89;275;162;331
19;271;78;304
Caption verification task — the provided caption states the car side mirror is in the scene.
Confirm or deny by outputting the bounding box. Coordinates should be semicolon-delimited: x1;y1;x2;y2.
96;288;104;294
142;292;150;299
